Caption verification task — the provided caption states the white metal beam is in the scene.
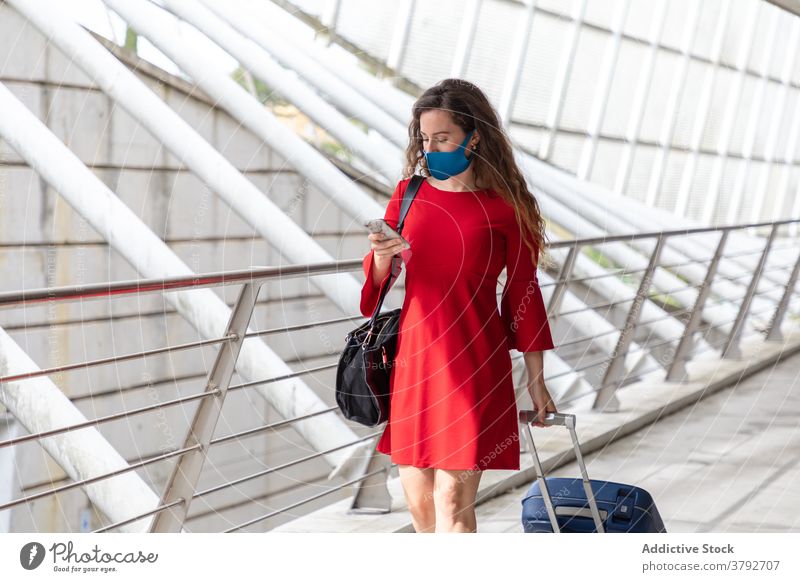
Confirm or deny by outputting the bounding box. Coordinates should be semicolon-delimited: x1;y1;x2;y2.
613;0;668;195
386;0;416;74
700;0;761;223
772;23;800;224
161;0;401;182
538;0;588;161
498;0;538;126
534;152;800;330
8;0;373;484
725;7;781;224
200;0;408;149
450;0;482;78
240;0;415;123
673;1;733;218
749;18;800;221
0;321;163;533
576;0;630;181
645;0;703;208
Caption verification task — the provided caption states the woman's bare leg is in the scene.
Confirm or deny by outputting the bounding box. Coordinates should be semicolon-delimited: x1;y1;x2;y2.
433;468;483;532
398;464;436;532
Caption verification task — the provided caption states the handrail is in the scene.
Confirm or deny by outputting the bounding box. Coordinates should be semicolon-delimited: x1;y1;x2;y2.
0;261;362;308
2;220;800;532
1;217;798;309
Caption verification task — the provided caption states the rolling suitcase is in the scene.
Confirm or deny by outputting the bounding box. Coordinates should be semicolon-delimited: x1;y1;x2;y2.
519;410;667;533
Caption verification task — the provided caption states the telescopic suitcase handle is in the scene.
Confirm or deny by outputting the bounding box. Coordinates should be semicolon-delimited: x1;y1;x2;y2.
518;410;605;533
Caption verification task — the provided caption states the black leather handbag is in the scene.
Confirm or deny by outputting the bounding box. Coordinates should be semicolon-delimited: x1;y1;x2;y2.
335;175;424;426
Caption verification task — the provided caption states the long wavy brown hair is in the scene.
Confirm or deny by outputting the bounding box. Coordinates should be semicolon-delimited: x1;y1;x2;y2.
401;78;552;270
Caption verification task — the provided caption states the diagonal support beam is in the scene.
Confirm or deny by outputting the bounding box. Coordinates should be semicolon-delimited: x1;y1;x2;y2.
594;234;667;411
721;223;779;359
151;283;261;532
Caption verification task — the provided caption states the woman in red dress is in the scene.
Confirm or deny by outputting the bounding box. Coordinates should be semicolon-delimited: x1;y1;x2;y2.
360;79;557;533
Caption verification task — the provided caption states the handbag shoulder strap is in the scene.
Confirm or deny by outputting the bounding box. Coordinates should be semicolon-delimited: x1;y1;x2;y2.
367;175;424;324
396;175;423;235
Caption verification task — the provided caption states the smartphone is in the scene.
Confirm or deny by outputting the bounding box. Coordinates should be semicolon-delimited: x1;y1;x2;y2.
364;218;411;250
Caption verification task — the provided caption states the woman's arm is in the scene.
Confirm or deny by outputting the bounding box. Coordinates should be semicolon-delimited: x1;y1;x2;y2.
524;351;557;427
498;209;555;352
523;351;546;386
359;180;406;317
370;244;397;285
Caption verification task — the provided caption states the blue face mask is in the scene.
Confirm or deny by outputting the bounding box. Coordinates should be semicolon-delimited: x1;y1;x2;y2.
423;129;475;180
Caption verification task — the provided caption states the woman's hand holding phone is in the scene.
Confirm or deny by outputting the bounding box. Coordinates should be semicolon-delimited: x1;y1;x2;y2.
369;231;405;259
368;232;405;285
365;219;407;286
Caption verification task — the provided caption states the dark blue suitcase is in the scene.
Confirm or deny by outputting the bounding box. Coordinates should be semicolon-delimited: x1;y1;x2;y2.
521;477;667;532
518;410;667;533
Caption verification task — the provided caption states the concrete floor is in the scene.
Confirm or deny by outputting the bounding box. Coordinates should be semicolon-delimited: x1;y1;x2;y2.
476;351;800;533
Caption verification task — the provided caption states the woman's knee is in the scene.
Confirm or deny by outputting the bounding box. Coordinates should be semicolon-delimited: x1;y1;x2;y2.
406;489;435;517
432;486;462;516
432;469;481;518
398;466;435;510
401;486;434;530
433;483;476;519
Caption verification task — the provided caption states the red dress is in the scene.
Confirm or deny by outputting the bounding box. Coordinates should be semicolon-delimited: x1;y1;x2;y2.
360;177;555;471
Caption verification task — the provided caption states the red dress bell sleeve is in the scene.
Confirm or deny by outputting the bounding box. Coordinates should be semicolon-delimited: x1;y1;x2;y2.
359;179;406;318
499;208;556;352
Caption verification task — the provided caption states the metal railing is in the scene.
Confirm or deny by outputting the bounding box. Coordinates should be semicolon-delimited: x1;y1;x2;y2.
1;218;799;532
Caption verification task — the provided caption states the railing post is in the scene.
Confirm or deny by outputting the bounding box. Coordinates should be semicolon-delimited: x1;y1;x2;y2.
547;242;579;320
721;223;779;359
594;234;666;412
348;438;392;514
666;230;729;382
765;246;800;342
149;282;261;532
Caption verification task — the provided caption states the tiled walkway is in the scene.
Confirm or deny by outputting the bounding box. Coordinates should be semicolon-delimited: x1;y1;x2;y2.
476;351;800;533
